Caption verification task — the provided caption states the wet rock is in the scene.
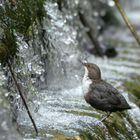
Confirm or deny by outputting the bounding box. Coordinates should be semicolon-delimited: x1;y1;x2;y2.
0;107;22;140
0;93;22;140
0;72;22;140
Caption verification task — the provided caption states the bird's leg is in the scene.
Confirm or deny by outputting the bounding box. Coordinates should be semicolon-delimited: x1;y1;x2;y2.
87;112;111;127
100;112;111;122
79;112;111;132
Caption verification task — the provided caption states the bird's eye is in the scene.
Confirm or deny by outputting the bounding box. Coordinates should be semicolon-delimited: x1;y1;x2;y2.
88;64;91;68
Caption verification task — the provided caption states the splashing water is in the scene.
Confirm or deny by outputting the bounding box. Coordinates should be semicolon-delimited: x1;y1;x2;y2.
3;0;140;139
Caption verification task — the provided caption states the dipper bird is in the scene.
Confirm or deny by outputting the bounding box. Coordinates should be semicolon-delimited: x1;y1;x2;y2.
82;62;131;121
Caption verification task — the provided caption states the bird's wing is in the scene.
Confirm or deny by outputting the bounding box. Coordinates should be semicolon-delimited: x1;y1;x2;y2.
86;81;131;111
91;81;125;106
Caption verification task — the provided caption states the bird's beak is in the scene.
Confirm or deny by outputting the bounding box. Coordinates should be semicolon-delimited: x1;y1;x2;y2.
78;59;85;65
82;62;86;66
79;59;87;67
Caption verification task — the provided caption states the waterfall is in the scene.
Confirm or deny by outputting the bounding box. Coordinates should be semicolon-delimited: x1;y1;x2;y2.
3;0;140;139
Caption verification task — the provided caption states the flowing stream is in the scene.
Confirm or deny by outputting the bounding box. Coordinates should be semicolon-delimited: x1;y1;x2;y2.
0;0;140;140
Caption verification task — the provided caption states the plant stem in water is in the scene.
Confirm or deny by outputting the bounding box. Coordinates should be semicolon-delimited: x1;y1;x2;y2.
7;60;38;135
114;0;140;46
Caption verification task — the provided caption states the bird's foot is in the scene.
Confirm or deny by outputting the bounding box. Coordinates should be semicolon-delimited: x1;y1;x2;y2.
100;112;111;122
78;112;111;132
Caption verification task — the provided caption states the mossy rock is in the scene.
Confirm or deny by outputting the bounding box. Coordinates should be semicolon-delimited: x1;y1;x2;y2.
53;134;82;140
0;0;46;65
0;43;9;62
0;29;18;64
124;77;140;99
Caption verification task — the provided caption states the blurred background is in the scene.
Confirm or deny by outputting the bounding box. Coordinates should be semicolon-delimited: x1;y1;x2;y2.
0;0;140;139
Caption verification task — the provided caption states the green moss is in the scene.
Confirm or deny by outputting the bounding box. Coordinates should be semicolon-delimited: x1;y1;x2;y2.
122;50;129;54
0;0;46;65
103;113;124;139
53;134;79;140
64;109;100;118
136;130;140;138
124;77;140;99
0;43;9;62
0;29;18;64
0;0;46;35
79;128;104;140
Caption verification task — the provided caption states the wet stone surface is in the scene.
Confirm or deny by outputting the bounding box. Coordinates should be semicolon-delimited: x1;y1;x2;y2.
0;72;22;140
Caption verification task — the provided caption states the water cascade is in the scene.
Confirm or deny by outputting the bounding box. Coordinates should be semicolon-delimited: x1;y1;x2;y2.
0;0;140;139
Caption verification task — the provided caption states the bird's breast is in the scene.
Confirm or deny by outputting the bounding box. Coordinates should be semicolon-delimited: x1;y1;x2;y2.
82;75;92;96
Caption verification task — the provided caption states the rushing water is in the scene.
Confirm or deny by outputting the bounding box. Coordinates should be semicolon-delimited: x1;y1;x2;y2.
18;30;140;139
0;0;140;140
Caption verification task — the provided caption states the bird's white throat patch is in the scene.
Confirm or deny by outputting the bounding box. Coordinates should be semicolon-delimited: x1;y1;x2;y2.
82;67;92;95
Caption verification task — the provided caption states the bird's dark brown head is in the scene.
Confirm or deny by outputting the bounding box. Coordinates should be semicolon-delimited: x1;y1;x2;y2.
82;62;101;80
